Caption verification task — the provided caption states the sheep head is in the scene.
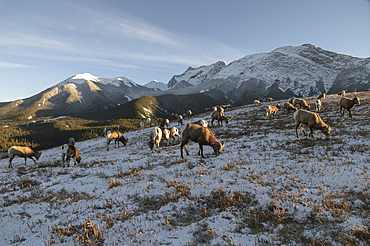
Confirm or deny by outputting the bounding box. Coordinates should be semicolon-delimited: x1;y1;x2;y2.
354;97;361;106
35;151;42;160
322;125;331;137
211;141;225;155
76;156;82;164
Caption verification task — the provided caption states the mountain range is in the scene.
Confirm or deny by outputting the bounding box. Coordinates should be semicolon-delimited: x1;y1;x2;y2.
1;43;369;121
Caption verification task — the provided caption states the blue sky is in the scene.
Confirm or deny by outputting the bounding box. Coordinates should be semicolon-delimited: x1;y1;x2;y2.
1;0;370;102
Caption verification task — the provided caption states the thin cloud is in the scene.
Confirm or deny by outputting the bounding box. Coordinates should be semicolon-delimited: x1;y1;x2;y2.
0;61;34;68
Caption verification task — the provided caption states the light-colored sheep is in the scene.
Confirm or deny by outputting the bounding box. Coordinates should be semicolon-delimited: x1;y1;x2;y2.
148;127;162;152
192;119;208;127
170;127;181;144
211;111;230;126
339;96;360;118
180;123;225;158
68;137;76;146
61;144;82;167
315;99;322;111
293;98;310;110
282;102;297;114
106;131;128;151
266;104;280;118
293;109;331;138
8;146;42;168
162;128;171;146
338;90;346;97
254;100;262;105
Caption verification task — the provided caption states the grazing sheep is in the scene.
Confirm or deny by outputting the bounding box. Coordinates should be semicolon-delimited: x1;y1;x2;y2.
187;109;195;119
282;102;297;114
162;128;171;146
177;115;183;126
8;146;42;169
254;100;262;105
288;97;296;104
293;98;310;110
103;127;115;137
211;111;230;126
148;127;162;152
315;99;322;111
180;123;225;158
118;125;128;133
146;118;151;127
171;113;178;120
338;90;346;97
61;144;82;167
318;93;326;100
339;96;360;118
266;97;274;102
106;131;128;151
170;127;181;144
157;118;170;128
266;104;280;118
293;110;331;138
192;119;208;127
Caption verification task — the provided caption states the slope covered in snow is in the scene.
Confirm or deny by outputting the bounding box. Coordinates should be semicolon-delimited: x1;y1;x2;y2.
1;91;369;245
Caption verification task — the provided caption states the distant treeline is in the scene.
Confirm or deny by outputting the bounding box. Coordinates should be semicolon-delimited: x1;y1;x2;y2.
0;117;146;152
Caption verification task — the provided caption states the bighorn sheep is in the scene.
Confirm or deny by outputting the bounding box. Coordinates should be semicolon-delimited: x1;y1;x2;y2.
254;100;262;105
177;115;183;126
318;93;326;100
266;104;280;118
106;131;128;151
192;119;208;127
147;118;151;127
103;127;115;137
338;90;346;97
294;109;331;138
148;127;162;152
8;146;42;169
288;97;296;104
315;99;322;111
180;123;225;158
162;128;171;146
266;97;274;102
211;111;230;126
282;102;297;114
136;122;144;131
171;113;178;120
157;118;169;128
170;127;181;144
187;109;195;119
61;144;82;167
339;96;360;118
293;98;310;110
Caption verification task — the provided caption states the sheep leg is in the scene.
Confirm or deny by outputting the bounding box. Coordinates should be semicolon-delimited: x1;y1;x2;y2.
180;140;190;158
106;139;111;151
24;157;28;166
309;127;315;138
30;157;37;165
348;110;352;118
62;153;66;167
8;155;14;168
198;144;205;158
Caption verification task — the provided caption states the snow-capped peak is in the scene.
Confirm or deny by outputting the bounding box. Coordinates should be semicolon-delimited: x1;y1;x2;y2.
144;80;168;91
56;73;138;88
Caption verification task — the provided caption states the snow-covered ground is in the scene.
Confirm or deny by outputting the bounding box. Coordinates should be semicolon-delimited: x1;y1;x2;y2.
0;92;369;245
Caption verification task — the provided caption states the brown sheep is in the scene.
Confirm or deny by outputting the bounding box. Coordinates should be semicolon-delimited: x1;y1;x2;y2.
180;123;225;158
266;97;274;102
177;115;183;126
61;144;82;167
282;102;297;114
293;110;331;138
157;118;169;128
118;125;128;133
106;131;128;151
187;109;195;119
266;104;280;118
293;98;310;110
211;111;230;126
318;93;325;100
339;96;360;118
8;146;42;169
254;100;262;105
